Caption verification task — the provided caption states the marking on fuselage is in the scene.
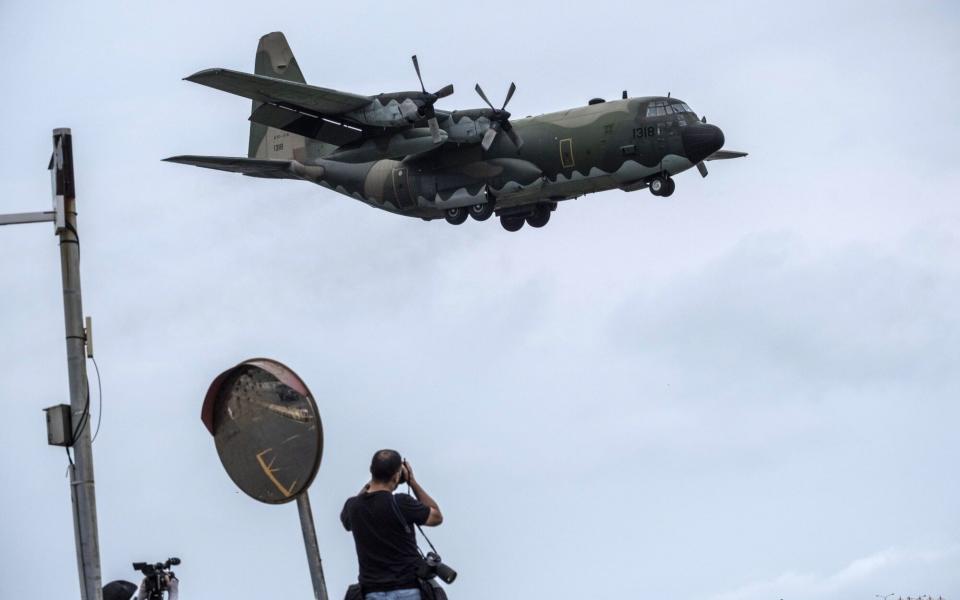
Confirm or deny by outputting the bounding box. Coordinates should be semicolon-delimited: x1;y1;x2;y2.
559;138;575;169
633;126;658;139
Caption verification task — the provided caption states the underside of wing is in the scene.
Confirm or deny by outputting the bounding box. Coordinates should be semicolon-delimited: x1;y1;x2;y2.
163;155;301;179
705;150;749;161
185;68;371;116
249;103;366;146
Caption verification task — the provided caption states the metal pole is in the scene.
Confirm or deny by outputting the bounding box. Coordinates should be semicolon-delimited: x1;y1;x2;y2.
53;128;103;600
296;491;330;600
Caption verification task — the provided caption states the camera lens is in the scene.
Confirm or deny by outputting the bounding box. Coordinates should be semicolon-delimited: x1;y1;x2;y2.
435;562;457;584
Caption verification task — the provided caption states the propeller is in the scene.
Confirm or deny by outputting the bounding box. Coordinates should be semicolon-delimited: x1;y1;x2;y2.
696;162;708;178
411;55;454;143
475;82;523;151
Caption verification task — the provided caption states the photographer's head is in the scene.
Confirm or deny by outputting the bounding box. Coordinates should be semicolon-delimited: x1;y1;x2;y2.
102;580;137;600
370;449;404;488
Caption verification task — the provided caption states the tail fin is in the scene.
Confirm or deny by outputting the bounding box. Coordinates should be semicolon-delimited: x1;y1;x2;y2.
248;32;334;160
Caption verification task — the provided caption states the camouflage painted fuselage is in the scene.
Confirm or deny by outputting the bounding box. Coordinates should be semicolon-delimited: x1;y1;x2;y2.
294;97;722;220
167;31;741;230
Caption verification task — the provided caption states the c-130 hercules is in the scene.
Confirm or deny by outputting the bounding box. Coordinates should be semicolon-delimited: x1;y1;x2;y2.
166;32;746;232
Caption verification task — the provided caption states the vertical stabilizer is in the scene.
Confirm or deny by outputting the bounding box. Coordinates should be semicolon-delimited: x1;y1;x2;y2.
248;32;334;161
254;31;306;84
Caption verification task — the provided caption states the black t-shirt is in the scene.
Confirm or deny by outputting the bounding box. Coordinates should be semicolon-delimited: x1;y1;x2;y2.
341;491;430;592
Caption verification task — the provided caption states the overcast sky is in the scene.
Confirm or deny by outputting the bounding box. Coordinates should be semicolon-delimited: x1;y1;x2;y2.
1;1;958;599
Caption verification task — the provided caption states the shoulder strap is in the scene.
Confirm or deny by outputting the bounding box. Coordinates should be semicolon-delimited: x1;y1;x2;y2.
389;493;413;535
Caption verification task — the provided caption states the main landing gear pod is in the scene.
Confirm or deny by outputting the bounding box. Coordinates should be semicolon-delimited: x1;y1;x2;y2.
496;202;555;231
444;207;469;225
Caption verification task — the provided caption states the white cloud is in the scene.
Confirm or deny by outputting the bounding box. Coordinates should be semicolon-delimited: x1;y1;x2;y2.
711;545;960;600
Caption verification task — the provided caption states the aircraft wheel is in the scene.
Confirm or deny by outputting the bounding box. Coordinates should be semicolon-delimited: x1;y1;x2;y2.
444;207;468;225
526;205;551;228
500;215;525;232
662;178;676;197
470;202;494;221
649;176;666;196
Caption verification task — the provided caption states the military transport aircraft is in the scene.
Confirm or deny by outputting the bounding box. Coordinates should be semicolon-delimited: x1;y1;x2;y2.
166;32;746;232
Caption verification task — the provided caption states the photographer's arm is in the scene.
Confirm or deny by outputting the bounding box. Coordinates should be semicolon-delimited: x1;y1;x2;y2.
404;461;443;526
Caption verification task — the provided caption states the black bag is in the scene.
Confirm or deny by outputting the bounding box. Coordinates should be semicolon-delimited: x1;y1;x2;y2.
344;583;364;600
346;581;444;600
418;578;449;600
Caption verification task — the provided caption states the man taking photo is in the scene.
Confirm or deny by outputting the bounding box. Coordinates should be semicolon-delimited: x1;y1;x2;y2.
341;449;443;600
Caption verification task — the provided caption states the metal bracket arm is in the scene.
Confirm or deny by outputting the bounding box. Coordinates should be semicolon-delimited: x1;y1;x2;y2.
0;211;57;226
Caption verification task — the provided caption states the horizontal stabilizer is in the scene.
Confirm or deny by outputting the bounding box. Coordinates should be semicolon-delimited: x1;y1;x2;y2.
705;149;748;161
185;68;371;115
163;155;302;179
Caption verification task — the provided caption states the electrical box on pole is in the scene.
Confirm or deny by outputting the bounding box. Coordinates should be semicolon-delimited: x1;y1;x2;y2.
44;404;73;446
48;133;67;232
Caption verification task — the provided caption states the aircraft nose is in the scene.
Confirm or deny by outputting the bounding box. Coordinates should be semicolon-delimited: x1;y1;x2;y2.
682;123;725;164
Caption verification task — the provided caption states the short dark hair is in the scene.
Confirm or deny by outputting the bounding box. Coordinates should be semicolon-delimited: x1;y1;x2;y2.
370;449;402;483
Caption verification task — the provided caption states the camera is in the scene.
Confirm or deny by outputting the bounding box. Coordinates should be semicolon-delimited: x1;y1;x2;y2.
132;557;180;599
417;551;457;584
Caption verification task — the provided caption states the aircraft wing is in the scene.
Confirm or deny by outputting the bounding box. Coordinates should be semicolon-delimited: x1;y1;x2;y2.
185;68;371;115
163;155;302;179
705;150;749;161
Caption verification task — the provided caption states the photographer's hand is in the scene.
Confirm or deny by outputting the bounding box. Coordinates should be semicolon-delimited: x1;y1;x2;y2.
404;460;443;526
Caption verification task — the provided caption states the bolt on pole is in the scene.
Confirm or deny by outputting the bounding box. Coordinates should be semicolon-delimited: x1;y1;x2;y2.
52;128;104;600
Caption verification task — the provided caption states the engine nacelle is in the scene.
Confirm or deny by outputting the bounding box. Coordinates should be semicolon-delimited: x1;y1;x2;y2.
441;110;495;144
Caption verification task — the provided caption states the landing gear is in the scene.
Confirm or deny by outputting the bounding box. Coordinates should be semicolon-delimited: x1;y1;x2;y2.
649;175;675;197
526;205;551;228
469;202;495;221
444;207;468;225
500;215;525;232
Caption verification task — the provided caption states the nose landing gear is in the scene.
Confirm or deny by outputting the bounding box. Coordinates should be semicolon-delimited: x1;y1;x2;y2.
649;175;675;197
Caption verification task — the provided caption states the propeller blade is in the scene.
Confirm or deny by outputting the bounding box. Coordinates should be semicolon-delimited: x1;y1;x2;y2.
502;82;516;109
505;126;524;149
428;118;443;144
434;83;454;98
475;84;496;110
411;55;426;93
696;161;708;178
481;127;498;151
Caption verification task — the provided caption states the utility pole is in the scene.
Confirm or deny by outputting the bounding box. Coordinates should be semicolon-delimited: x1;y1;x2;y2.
54;128;104;600
2;129;103;600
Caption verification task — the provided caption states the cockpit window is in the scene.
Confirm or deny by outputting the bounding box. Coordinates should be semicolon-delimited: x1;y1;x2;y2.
646;100;694;117
646;101;666;117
